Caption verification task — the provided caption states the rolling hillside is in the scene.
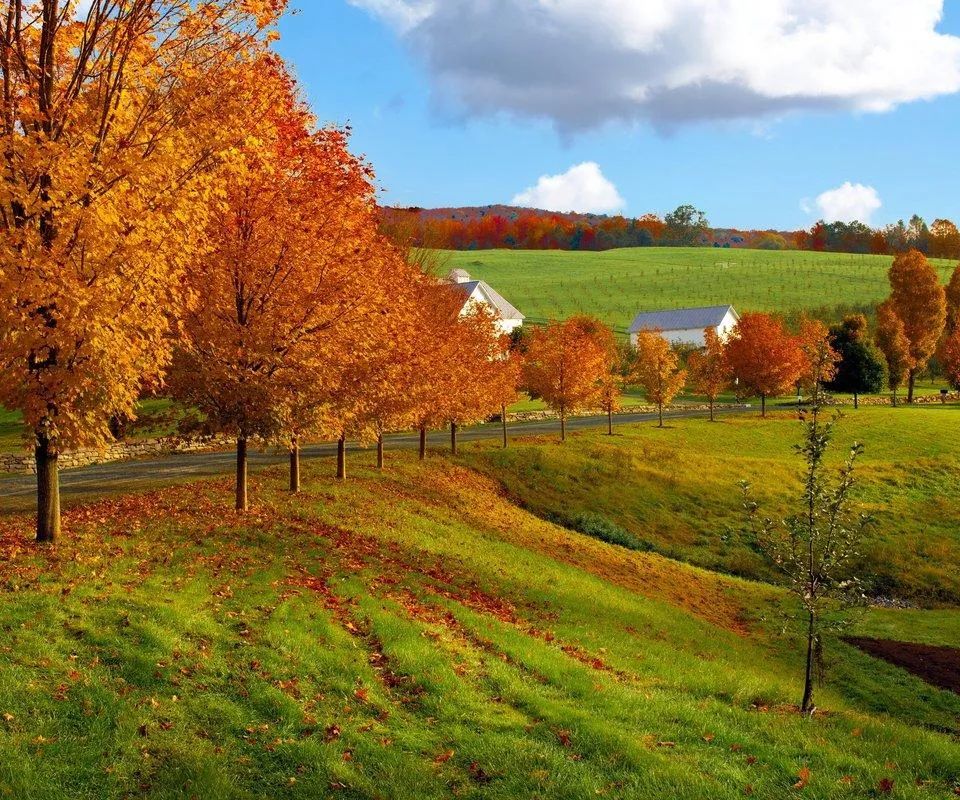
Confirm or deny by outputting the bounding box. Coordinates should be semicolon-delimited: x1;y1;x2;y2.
443;248;958;333
0;410;957;798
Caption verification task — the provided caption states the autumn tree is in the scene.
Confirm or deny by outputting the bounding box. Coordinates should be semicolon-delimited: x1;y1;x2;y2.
825;316;886;409
941;327;960;391
944;264;960;335
631;331;687;427
523;316;612;441
875;302;912;407
490;347;523;448
0;0;285;541
170;69;382;510
687;328;730;421
725;313;805;417
443;305;511;456
599;340;631;435
408;281;474;460
797;317;840;407
886;250;946;402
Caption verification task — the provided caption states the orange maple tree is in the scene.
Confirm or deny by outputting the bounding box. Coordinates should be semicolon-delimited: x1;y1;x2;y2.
725;313;805;417
523;316;612;441
875;301;913;406
886;250;946;402
631;331;687;427
687;328;730;422
798;317;840;406
0;0;285;541
169;66;382;510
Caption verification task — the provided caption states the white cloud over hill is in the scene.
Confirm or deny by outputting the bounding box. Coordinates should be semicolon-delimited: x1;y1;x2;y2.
512;162;625;213
808;182;882;223
351;0;960;131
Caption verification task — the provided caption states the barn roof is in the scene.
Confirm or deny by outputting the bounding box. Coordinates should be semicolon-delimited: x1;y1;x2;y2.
629;305;737;334
453;280;525;322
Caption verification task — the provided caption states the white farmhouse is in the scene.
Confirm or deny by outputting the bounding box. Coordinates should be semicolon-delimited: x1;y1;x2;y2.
447;269;525;336
629;305;740;348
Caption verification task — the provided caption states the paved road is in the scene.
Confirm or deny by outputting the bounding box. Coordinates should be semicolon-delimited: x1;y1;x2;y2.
0;406;752;507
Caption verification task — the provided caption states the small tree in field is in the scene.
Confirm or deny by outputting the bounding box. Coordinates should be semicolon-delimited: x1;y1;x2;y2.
875;302;912;407
725;313;805;417
687;328;730;421
825;315;886;409
739;405;871;714
631;331;686;427
523;316;611;441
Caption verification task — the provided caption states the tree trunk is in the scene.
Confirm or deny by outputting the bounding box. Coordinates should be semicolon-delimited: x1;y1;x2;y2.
709;398;715;422
34;431;60;543
337;435;346;480
761;394;766;417
377;433;384;470
657;402;664;428
853;392;859;410
607;406;613;435
501;404;508;449
892;388;898;407
450;422;458;455
801;610;816;713
907;370;916;403
289;438;300;494
236;436;248;512
419;425;427;460
560;408;566;442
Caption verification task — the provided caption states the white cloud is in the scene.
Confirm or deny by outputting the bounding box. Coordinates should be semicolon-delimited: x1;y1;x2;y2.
352;0;960;131
812;182;882;223
512;162;625;213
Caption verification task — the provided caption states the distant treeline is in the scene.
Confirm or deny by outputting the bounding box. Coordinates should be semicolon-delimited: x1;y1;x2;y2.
383;205;960;259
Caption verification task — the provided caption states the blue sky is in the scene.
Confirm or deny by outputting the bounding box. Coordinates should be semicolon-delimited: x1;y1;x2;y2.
276;1;960;230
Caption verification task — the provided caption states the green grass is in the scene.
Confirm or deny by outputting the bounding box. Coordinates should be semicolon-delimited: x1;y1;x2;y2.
461;405;960;606
445;247;958;332
0;412;957;799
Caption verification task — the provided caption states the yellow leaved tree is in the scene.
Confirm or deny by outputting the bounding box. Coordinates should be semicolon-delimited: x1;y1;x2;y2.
0;0;285;541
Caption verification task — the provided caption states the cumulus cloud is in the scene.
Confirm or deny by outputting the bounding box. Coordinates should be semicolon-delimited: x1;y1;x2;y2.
511;162;624;213
351;0;960;131
811;182;882;223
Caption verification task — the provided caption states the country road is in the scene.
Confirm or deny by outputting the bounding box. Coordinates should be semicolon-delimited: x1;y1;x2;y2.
0;405;752;509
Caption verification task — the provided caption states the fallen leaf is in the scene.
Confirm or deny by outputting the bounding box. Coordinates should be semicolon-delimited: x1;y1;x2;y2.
794;767;811;790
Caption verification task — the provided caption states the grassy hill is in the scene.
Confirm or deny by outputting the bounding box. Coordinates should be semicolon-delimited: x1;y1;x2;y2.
0;409;958;798
444;248;958;332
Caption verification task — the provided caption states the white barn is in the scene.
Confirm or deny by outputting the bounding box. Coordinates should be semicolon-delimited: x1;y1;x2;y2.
448;269;525;336
629;305;740;348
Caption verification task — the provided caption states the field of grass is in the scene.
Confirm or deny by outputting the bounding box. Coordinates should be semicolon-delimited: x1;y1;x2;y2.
445;248;958;333
462;405;960;606
0;410;958;799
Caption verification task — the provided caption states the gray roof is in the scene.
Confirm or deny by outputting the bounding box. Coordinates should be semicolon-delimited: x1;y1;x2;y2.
454;280;525;322
629;305;737;334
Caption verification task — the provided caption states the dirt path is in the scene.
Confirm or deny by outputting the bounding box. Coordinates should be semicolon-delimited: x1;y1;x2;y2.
845;637;960;694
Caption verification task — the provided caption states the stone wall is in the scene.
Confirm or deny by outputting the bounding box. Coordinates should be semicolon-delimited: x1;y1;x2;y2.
0;435;234;475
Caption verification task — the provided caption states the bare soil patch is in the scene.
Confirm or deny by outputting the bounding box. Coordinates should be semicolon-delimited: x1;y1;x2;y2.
845;637;960;694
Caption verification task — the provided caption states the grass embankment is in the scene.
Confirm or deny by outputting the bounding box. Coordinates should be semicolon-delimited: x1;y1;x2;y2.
462;405;960;606
0;415;958;798
446;247;957;332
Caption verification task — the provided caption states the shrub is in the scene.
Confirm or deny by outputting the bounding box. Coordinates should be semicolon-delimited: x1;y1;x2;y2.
570;512;655;552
